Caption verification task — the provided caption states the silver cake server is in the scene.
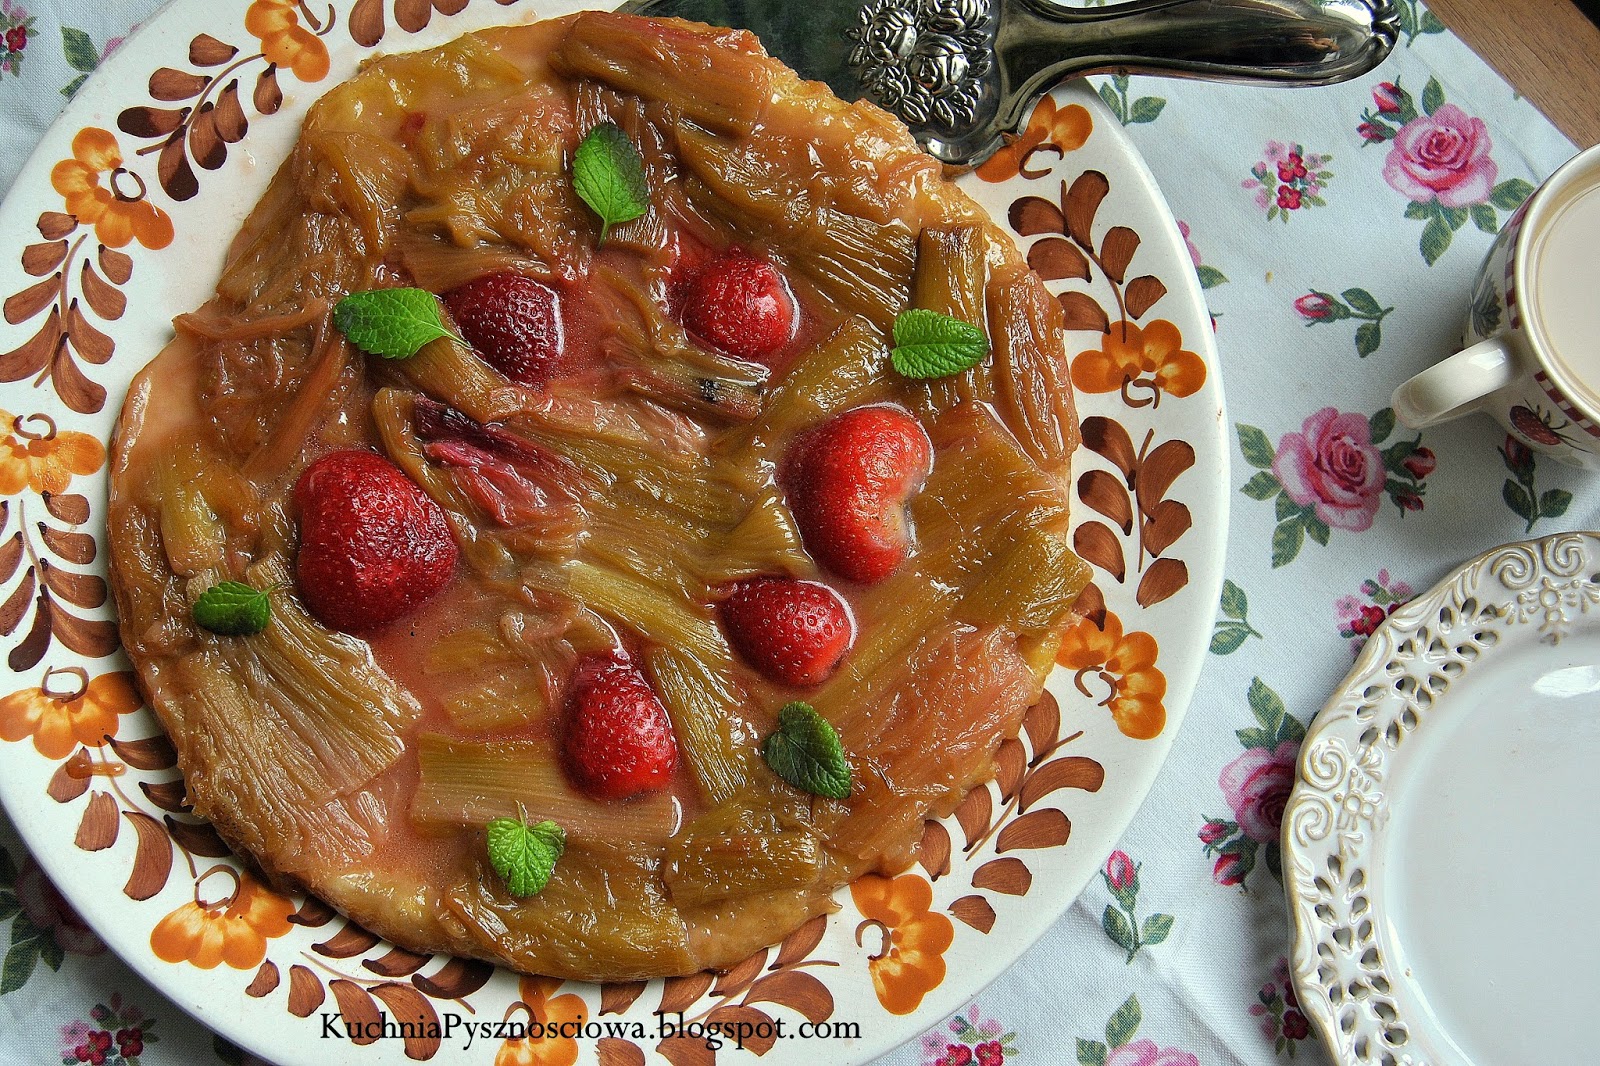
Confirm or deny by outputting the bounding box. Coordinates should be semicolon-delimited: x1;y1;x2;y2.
614;0;1399;166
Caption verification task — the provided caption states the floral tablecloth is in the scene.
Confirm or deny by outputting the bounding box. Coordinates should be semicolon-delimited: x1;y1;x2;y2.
0;2;1585;1065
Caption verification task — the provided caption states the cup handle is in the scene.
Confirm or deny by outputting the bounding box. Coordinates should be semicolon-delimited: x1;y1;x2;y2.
1391;337;1516;429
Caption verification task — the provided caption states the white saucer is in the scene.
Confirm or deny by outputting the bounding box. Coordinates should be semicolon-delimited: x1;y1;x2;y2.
1284;531;1600;1066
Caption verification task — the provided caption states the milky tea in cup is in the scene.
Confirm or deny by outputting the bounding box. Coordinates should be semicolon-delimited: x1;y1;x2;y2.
1392;142;1600;467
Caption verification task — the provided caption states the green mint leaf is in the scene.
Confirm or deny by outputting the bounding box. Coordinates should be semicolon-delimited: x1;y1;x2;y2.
486;817;565;899
890;308;989;379
333;288;459;360
762;702;851;799
192;581;272;636
572;122;649;244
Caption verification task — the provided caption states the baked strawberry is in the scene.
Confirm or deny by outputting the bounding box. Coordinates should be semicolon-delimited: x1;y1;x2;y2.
783;406;931;584
564;656;678;800
293;450;457;633
442;272;562;385
680;250;795;363
719;577;855;687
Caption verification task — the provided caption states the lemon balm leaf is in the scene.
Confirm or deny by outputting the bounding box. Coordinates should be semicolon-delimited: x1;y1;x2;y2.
572;122;649;244
891;308;989;379
192;581;273;636
762;702;851;800
486;817;565;899
333;288;460;360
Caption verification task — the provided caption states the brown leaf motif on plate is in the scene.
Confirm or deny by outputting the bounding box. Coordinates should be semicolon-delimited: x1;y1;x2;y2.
1010;171;1174;338
0;420;118;670
349;0;524;47
1074;415;1194;609
596;915;838;1064
118;7;335;203
916;690;1107;933
4;203;143;413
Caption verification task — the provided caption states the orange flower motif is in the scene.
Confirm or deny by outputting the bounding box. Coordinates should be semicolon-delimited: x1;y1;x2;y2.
50;128;174;250
496;976;588;1066
0;410;106;497
150;870;294;970
1056;610;1166;740
0;669;141;760
975;96;1093;183
850;873;953;1016
245;0;331;82
1071;319;1206;406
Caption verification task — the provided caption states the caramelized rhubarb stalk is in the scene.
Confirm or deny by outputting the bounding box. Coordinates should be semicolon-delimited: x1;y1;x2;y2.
647;645;761;807
663;804;823;908
716;315;892;472
550;13;772;136
987;266;1080;474
595;264;769;421
824;627;1037;867
164;545;419;868
443;837;694;980
908;225;996;416
675;125;916;330
393;227;553;293
706;487;814;584
413;733;675;844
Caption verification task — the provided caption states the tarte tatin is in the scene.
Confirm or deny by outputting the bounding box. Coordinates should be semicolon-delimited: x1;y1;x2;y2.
108;11;1088;981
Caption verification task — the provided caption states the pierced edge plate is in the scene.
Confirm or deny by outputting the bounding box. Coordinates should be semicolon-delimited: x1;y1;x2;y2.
0;1;1228;1063
1283;530;1600;1066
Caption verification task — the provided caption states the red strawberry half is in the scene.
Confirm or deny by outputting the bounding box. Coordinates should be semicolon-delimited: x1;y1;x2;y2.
564;655;678;800
783;405;931;584
719;577;855;687
293;450;457;633
680;250;796;364
443;271;563;385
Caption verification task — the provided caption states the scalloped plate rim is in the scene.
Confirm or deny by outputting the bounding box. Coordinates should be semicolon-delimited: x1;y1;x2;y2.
1284;529;1600;1066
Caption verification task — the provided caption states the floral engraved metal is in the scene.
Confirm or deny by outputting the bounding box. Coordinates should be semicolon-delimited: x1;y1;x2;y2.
845;0;995;133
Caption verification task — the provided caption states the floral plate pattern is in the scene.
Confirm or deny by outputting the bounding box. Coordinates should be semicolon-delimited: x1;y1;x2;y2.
1284;531;1600;1066
0;2;1226;1063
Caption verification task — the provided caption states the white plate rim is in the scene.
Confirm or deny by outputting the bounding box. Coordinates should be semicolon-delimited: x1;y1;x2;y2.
1283;530;1600;1066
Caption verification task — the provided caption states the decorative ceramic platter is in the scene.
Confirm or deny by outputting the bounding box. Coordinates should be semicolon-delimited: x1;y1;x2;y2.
1285;531;1600;1066
0;1;1225;1062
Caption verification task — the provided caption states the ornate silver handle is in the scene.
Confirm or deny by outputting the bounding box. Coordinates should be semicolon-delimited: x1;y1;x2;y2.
848;0;1398;164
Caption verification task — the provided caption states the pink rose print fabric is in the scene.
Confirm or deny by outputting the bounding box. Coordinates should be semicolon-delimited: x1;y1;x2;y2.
1384;101;1497;207
1200;679;1306;887
1238;408;1433;566
1356;76;1535;262
1272;407;1386;532
1335;570;1415;655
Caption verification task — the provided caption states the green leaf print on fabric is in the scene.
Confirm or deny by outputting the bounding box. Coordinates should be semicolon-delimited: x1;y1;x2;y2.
1395;0;1448;47
1098;851;1175;963
1237;409;1432;567
1292;287;1395;357
60;26;99;98
1097;75;1167;127
1212;578;1263;654
1499;429;1574;532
